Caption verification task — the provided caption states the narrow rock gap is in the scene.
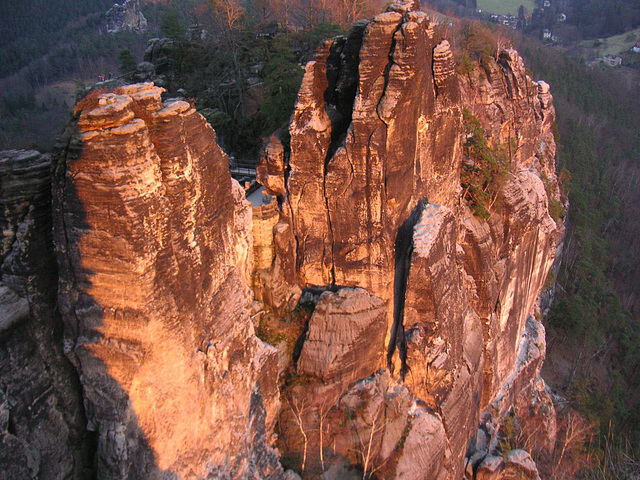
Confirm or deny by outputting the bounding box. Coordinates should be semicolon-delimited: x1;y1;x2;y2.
323;21;366;164
54;133;83;346
322;22;366;285
431;45;440;98
375;19;405;127
387;199;427;380
52;130;101;472
497;54;514;98
291;287;322;370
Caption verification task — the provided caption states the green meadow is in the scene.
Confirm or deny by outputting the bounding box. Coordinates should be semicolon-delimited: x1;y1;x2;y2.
477;0;537;15
581;27;640;56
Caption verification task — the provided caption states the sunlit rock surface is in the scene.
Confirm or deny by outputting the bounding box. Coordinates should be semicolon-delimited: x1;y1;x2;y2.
261;1;563;477
0;1;565;478
52;84;281;479
297;287;387;387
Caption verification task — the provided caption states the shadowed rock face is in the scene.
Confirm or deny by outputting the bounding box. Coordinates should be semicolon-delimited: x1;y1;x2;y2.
0;150;90;479
52;84;281;479
262;1;563;478
0;3;564;479
105;0;147;33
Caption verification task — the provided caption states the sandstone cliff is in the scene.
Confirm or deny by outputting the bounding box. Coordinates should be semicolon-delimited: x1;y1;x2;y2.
52;84;281;479
0;2;563;479
257;2;563;478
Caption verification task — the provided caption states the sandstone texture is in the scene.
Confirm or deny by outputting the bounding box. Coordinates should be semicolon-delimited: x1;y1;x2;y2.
52;84;280;479
0;150;90;479
257;137;287;197
1;2;564;479
475;450;541;480
297;288;387;387
257;1;563;477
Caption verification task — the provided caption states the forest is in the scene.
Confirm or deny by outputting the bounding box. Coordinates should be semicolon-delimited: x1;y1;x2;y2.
519;34;640;475
0;0;388;151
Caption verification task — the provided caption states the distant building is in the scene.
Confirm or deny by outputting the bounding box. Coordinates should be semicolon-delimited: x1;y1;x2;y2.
256;22;278;38
543;29;552;40
488;13;517;29
543;0;551;7
603;54;622;67
633;42;640;53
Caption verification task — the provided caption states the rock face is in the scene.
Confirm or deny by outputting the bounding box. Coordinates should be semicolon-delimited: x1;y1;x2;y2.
476;450;542;480
0;150;90;479
106;0;147;33
52;84;280;479
286;7;461;295
257;137;287;197
297;288;387;387
1;2;563;478
257;1;563;477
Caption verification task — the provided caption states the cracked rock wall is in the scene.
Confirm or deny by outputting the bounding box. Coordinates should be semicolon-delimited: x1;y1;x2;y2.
264;1;563;478
52;84;281;479
0;150;90;479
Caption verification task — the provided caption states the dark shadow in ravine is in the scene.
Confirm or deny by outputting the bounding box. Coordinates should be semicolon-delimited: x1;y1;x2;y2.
0;149;94;478
387;199;428;381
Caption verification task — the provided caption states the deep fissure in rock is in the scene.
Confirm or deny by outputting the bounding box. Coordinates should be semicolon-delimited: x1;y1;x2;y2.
323;21;367;164
322;22;367;285
387;199;428;380
291;287;322;370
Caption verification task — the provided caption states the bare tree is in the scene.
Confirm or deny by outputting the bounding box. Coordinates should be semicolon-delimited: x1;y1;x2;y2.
273;0;292;27
552;411;593;478
317;390;343;471
209;0;246;34
292;0;327;30
248;0;275;26
346;397;391;479
287;394;311;473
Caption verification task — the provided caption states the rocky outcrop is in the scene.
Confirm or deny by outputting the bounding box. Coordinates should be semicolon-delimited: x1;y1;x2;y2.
297;288;387;387
475;450;541;480
0;150;90;479
106;0;147;33
1;2;564;479
257;137;287;197
52;84;280;479
285;7;462;296
256;1;563;477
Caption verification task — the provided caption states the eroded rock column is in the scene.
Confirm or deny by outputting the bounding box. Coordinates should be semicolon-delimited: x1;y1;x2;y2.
53;84;281;479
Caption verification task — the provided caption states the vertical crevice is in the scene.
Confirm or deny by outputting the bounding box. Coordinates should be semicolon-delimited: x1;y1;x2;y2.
322;21;367;286
323;21;367;164
387;199;427;380
374;17;406;129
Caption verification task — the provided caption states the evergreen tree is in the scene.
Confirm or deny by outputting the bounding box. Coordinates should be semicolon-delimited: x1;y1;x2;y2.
161;10;186;40
119;49;137;75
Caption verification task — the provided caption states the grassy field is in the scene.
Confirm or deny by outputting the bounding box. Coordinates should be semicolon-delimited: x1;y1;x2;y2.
477;0;536;15
580;27;640;56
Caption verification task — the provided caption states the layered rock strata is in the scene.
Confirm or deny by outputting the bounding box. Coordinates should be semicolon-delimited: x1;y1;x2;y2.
52;84;280;479
0;2;565;479
0;150;90;479
257;1;563;477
